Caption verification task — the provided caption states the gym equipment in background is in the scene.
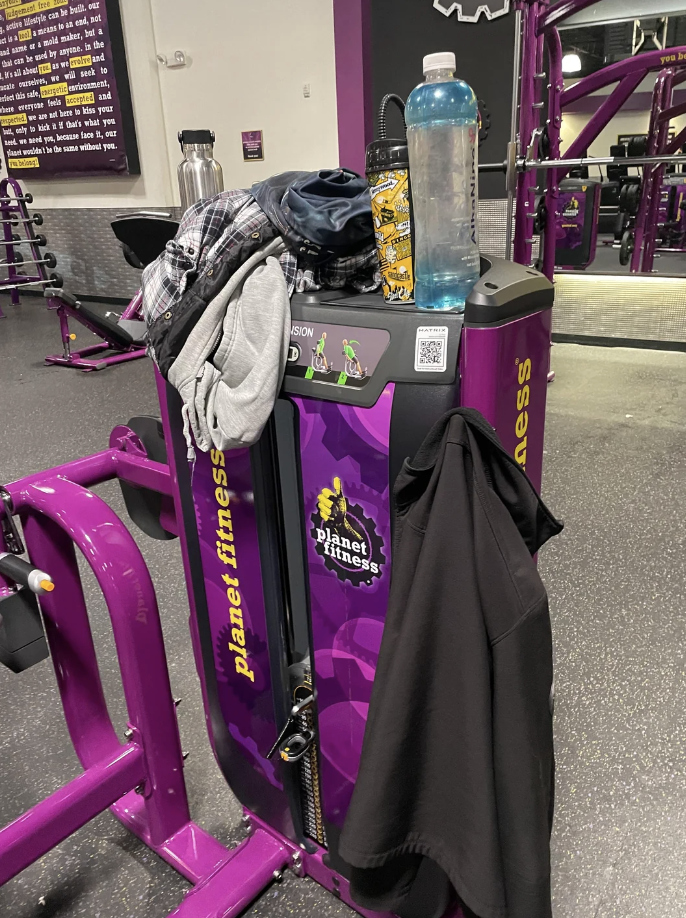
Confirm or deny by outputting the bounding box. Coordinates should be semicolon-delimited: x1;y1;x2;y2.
0;177;60;320
479;2;686;282
554;178;601;269
628;69;686;273
43;212;178;372
178;129;224;213
0;255;554;918
654;172;686;254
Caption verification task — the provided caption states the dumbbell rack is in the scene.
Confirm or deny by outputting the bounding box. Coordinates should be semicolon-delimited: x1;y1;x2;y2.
0;177;60;319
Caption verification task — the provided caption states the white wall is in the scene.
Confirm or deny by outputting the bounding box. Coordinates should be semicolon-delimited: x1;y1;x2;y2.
149;0;339;204
12;0;339;209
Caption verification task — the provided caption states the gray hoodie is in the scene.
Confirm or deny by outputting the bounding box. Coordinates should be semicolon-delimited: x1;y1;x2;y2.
169;237;290;453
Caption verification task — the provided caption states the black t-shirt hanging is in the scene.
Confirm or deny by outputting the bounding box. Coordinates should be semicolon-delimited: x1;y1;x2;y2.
338;409;563;918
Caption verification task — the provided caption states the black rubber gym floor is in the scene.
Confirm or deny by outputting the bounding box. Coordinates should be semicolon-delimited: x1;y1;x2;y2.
1;298;686;917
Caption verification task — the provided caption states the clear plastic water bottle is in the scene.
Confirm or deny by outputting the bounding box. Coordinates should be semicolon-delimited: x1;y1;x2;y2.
406;52;480;311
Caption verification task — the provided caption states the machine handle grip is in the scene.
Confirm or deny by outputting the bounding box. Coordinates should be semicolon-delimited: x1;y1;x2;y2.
0;553;54;595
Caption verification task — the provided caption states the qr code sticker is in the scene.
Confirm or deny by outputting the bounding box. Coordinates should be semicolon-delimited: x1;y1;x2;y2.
415;326;448;372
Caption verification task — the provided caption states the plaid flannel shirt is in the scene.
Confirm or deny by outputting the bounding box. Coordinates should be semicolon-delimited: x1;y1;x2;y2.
142;189;380;327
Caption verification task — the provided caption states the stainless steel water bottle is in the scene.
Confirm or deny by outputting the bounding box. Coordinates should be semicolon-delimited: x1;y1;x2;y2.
177;130;224;213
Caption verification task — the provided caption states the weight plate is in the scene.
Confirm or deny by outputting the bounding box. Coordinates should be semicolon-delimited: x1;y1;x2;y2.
626;184;641;216
619;230;634;266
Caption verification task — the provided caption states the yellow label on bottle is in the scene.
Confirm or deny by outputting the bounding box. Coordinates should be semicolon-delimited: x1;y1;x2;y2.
368;168;414;303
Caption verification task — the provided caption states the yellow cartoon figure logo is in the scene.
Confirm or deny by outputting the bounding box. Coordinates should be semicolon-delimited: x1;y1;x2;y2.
311;477;385;586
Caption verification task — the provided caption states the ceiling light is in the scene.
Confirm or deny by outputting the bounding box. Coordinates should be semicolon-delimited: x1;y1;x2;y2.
562;53;582;74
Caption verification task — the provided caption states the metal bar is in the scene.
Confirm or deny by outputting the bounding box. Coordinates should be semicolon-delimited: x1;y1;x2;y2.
632;70;670;272
5;449;118;492
0;744;145;886
562;49;686;106
169;827;291;918
0;278;58;291
0;178;18;310
665;123;686;155
527;153;686;170
44;348;147;371
11;480;190;847
542;25;564;281
659;98;686;123
113;452;173;496
505;7;523;261
564;70;645;165
513;1;541;266
642;71;675;273
20;512;123;767
120;287;143;321
538;0;601;33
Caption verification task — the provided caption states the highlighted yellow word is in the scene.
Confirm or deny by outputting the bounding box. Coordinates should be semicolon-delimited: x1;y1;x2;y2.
37;62;51;75
69;54;92;69
0;112;27;126
66;91;94;106
18;27;30;40
0;0;21;9
8;156;39;169
5;0;67;20
40;81;68;98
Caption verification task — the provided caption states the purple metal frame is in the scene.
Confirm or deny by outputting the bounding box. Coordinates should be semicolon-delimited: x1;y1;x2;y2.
0;418;418;916
44;288;147;372
513;0;686;280
633;69;686;272
0;177;48;320
0;433;292;916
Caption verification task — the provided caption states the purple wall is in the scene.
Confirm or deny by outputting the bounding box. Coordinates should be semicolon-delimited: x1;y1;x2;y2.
333;0;372;175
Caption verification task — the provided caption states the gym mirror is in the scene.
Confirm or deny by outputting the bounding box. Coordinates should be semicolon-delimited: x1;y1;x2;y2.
556;6;686;277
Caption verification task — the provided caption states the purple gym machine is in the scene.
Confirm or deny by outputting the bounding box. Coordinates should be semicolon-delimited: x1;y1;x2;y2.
628;67;686;272
0;253;553;917
482;0;686;282
42;212;179;372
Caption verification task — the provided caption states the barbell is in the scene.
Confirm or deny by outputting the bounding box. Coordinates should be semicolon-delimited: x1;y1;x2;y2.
479;152;686;175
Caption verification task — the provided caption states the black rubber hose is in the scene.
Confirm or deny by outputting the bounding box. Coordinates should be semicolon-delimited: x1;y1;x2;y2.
378;93;407;139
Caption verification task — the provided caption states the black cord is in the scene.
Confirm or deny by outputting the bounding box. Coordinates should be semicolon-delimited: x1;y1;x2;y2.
378;94;406;139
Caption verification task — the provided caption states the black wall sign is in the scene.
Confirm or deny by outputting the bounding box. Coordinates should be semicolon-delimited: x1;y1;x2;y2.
0;0;139;177
370;0;515;199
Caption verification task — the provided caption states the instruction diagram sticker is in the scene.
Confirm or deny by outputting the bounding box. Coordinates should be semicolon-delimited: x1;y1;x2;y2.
415;326;449;372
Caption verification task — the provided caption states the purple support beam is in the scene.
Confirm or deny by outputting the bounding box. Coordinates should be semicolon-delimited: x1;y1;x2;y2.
11;479;191;848
562;47;686;106
666;123;686;155
169;827;290;918
564;71;645;164
333;0;372;175
564;88;686;115
539;0;615;34
121;287;143;320
0;744;145;886
542;27;564;281
658;98;686;123
640;70;676;273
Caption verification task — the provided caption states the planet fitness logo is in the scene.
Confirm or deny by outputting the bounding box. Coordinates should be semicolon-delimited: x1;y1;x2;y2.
433;0;510;22
310;477;385;587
